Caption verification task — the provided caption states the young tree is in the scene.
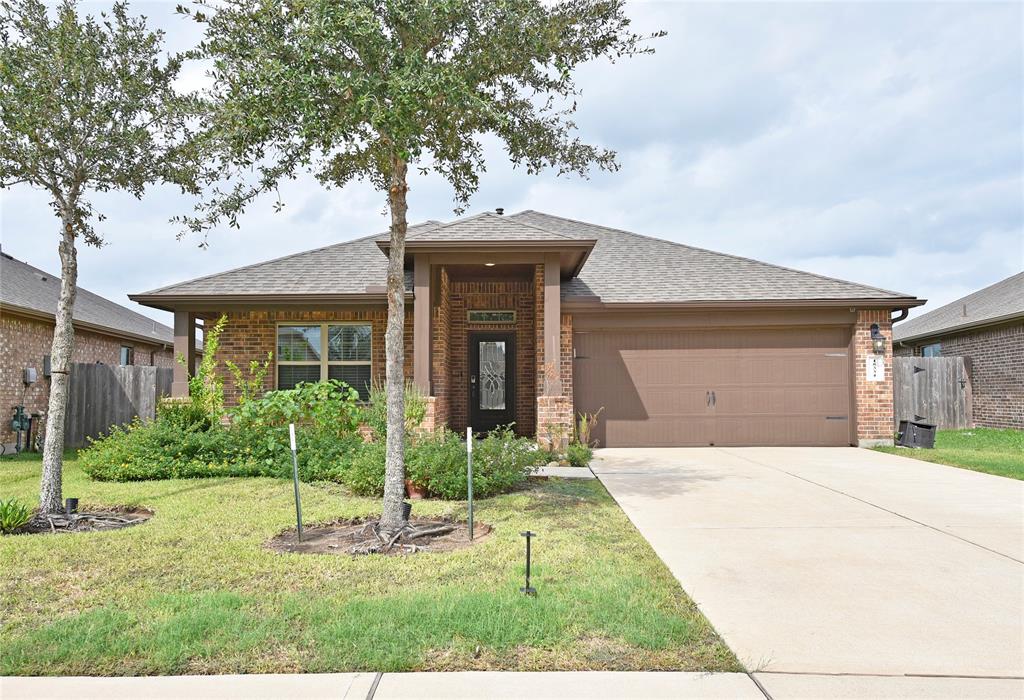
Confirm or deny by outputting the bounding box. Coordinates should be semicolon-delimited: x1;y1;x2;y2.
0;0;197;512
178;0;662;534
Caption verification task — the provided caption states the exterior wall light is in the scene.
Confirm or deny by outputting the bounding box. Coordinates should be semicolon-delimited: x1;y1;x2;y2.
870;323;886;354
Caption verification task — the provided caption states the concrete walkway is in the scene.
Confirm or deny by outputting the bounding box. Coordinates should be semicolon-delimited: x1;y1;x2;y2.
592;447;1024;682
5;670;1023;699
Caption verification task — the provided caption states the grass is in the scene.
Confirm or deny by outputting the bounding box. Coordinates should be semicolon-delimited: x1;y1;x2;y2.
875;428;1024;480
0;454;738;676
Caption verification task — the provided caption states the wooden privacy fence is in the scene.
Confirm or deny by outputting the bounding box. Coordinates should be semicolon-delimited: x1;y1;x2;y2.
65;363;174;448
893;356;973;429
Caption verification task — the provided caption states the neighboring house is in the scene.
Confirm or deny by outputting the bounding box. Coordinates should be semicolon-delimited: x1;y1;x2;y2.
132;210;923;448
894;271;1023;430
0;249;177;448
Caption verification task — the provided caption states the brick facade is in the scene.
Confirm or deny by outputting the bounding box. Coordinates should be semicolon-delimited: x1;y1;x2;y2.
896;322;1023;429
853;309;895;446
211;309;413;406
444;276;536;437
0;311;173;447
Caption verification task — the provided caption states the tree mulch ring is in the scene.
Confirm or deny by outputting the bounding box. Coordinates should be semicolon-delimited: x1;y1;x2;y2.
16;506;153;535
268;516;492;557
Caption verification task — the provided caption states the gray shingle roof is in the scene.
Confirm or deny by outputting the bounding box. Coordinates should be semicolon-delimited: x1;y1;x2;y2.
893;271;1024;342
403;211;578;242
1;250;173;344
510;210;914;303
135;210;918;305
139;222;442;298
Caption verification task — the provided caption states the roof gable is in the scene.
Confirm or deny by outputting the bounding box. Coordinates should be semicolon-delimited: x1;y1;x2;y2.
893;271;1024;342
1;251;173;344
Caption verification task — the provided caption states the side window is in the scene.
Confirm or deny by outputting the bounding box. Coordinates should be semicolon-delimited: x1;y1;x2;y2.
119;346;134;366
921;343;941;357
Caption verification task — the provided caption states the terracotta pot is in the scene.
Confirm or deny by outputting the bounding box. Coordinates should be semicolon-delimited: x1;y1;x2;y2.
404;479;428;500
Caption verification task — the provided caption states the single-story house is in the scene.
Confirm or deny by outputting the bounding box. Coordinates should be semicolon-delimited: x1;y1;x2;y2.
1;249;177;448
894;271;1023;429
132;210;923;448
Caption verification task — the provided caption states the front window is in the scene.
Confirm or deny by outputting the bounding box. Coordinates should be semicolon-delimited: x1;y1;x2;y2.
922;343;941;357
119;346;134;366
277;323;372;399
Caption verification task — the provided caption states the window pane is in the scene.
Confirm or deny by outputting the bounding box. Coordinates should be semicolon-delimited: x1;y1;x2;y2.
328;364;371;400
278;326;321;361
478;341;506;410
278;365;321;390
328;324;371;362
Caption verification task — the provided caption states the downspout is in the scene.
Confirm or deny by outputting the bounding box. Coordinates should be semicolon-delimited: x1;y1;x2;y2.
891;307;910;353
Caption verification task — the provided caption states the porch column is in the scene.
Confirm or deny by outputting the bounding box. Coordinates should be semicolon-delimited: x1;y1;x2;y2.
171;309;196;398
413;253;431;394
543;252;561;395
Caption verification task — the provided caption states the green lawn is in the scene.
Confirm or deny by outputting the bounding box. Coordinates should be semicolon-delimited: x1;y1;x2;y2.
0;455;738;676
875;428;1024;480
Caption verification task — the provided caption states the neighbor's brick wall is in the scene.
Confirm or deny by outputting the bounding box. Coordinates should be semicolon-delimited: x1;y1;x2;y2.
445;277;536;437
854;310;894;445
212;309;412;406
897;323;1023;429
0;311;172;445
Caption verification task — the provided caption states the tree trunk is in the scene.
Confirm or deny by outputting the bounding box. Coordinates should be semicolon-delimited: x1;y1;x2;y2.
40;209;78;514
379;156;409;533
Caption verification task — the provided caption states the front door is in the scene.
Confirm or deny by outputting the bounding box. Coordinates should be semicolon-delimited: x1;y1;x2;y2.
469;331;516;433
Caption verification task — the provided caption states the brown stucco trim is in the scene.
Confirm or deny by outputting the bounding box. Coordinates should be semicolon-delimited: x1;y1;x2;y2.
130;295;402;313
0;304;174;349
565;298;925;311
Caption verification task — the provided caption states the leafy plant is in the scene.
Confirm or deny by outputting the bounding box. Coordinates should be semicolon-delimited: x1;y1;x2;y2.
225;352;272;405
181;315;227;420
575;408;604;448
0;498;33;534
566;442;593;469
157;397;212;431
362;381;427;441
232;380;360;436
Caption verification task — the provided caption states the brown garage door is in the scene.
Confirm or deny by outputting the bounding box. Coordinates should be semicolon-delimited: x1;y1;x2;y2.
574;326;853;447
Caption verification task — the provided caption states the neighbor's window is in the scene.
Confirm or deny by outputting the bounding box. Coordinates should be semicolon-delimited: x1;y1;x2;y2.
922;343;941;357
276;323;372;399
119;346;134;366
467;310;516;324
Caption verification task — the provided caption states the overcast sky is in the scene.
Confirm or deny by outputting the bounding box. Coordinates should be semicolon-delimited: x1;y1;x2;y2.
2;1;1022;329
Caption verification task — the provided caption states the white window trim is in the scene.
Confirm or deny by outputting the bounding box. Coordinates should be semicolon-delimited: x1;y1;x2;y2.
275;322;372;391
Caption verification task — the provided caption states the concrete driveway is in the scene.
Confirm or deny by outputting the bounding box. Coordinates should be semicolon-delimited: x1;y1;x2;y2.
592;447;1024;679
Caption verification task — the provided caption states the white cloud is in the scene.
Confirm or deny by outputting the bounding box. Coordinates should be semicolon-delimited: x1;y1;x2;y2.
1;0;1021;328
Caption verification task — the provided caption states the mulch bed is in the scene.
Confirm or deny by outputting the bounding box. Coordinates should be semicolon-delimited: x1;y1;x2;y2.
268;516;492;557
16;506;153;535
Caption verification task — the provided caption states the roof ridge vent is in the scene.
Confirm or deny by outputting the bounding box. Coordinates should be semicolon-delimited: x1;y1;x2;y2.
495;207;504;215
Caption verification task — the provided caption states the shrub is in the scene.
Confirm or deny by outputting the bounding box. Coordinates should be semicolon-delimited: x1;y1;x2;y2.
232;380;360;436
566;442;593;468
157;397;212;431
225;352;272;406
183;314;227;420
334;427;543;500
0;498;33;534
362;381;427;439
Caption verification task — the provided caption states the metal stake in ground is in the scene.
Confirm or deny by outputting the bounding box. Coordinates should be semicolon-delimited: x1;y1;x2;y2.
520;530;536;596
289;423;303;542
466;425;474;541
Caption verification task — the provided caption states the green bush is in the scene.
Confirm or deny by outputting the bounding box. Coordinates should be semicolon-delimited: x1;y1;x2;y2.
0;498;33;534
233;380;360;435
566;442;593;468
362;381;427;439
341;427;544;500
157;397;212;431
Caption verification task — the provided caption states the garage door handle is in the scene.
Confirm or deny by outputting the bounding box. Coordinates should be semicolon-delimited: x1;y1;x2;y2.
711;391;716;407
706;391;711;407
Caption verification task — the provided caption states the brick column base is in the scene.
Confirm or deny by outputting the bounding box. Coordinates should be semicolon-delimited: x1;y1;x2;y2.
536;395;573;451
416;396;438;435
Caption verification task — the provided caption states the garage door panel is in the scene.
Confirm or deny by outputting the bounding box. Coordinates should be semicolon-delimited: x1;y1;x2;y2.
574;326;853;447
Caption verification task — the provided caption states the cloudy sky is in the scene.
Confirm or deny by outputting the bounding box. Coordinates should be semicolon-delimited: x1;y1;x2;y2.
2;1;1022;329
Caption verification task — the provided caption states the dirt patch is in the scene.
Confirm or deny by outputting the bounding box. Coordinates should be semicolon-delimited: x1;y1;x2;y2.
268;516;492;556
15;506;153;535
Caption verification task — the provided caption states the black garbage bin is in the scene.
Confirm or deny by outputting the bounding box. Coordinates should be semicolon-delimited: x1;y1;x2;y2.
897;420;937;449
